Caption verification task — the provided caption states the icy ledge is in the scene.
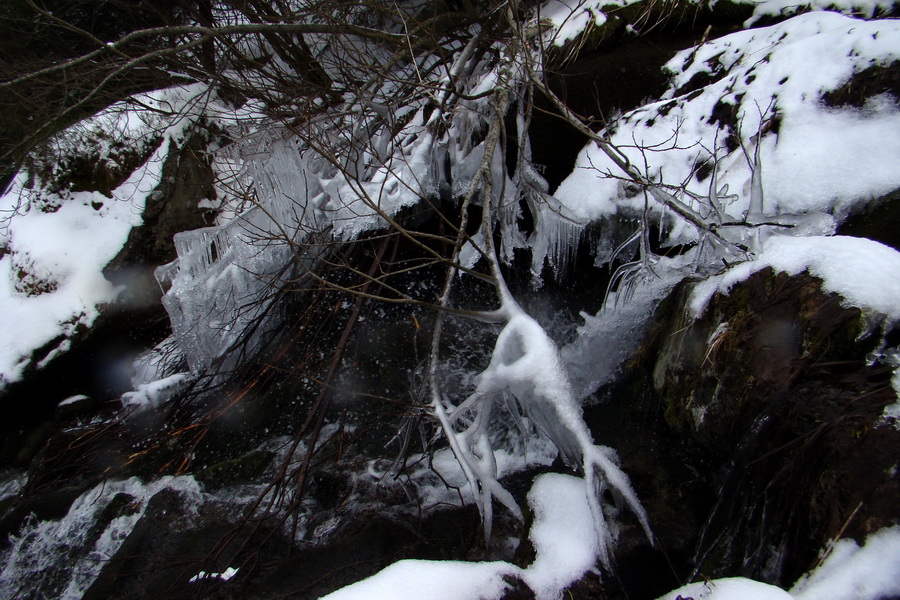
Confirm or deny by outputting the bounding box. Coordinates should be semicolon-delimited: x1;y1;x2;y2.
689;236;900;323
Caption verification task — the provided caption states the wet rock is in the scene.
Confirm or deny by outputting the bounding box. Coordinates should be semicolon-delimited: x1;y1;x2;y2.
821;60;900;109
0;418;134;548
838;187;900;252
81;487;220;600
0;488;140;599
242;514;437;600
194;450;275;492
612;268;900;587
0;485;89;551
75;482;483;600
55;394;101;421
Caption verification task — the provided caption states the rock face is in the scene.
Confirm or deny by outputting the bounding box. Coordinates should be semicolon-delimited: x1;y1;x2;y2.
604;268;900;589
104;132;217;310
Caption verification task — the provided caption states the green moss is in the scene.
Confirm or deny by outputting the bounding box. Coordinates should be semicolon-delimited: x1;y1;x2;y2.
14;421;56;465
194;450;274;491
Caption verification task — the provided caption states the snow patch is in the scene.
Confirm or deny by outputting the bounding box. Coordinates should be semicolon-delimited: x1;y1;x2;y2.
556;12;900;241
189;566;239;583
0;85;233;386
657;527;900;600
522;473;600;600
540;0;609;47
748;0;897;25
321;472;605;600
790;525;900;600
57;394;89;407
121;372;191;411
689;235;900;323
319;560;516;600
658;577;794;600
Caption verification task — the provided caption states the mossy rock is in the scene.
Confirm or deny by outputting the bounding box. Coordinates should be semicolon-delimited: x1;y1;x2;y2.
637;267;899;584
651;268;875;449
548;0;755;63
194;450;274;491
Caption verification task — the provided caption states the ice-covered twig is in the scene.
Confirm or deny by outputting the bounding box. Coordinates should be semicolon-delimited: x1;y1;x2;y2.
438;294;657;557
427;39;653;562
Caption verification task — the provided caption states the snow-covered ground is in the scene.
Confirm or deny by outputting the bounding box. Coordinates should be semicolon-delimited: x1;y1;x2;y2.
659;525;900;600
0;152;157;387
322;496;900;600
321;473;605;600
0;86;222;388
556;11;900;233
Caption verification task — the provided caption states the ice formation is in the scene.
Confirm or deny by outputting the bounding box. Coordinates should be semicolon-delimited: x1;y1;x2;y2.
434;301;655;559
153;5;620;376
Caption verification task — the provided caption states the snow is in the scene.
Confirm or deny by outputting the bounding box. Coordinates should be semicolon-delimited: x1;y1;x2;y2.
790;525;900;600
189;566;240;583
121;372;190;411
657;526;900;600
883;385;900;427
539;0;665;47
521;474;600;600
658;577;794;600
325;474;900;600
0;83;228;387
319;559;516;600
689;235;900;323
540;0;608;46
689;235;900;400
57;394;89;407
434;297;651;564
323;8;900;594
0;153;160;386
3;3;899;599
555;12;900;239
747;0;897;25
321;473;602;600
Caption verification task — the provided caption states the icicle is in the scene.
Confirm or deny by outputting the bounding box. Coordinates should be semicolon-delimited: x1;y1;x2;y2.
747;136;765;221
446;306;654;562
529;199;586;282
